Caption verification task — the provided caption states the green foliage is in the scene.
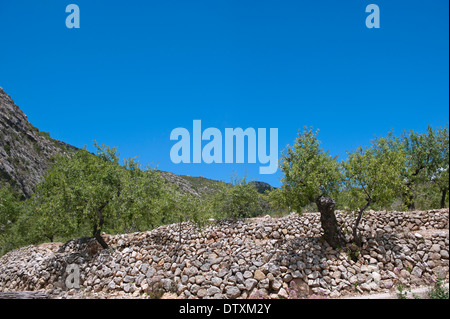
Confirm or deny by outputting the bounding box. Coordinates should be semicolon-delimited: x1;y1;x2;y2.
433;125;449;208
343;133;407;212
208;176;263;220
428;277;449;299
8;143;209;249
413;181;446;210
278;127;342;213
401;124;449;208
396;284;410;299
0;186;25;255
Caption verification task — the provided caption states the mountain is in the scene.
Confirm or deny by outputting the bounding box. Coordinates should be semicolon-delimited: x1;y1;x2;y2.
0;87;273;198
0;87;78;197
157;171;228;197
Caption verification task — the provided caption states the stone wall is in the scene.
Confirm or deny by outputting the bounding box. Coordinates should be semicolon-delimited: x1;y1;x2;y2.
0;209;448;299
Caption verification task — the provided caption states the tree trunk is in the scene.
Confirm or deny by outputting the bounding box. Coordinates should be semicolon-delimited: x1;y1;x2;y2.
441;189;448;209
407;192;415;210
405;181;415;210
93;227;108;249
93;203;109;249
352;200;372;247
315;196;346;249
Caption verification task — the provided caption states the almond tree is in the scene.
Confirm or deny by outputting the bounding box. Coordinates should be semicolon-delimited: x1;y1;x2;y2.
433;125;449;209
343;133;407;245
31;143;167;249
279;127;345;248
401;124;449;209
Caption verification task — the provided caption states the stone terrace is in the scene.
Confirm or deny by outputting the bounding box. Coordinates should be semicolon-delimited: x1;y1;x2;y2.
0;209;448;299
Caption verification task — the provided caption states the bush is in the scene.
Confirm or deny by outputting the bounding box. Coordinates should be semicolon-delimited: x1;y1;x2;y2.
428;278;449;299
0;186;25;255
208;177;263;220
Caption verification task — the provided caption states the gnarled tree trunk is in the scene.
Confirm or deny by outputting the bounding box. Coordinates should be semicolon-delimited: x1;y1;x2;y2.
93;202;109;249
315;196;346;249
441;189;448;209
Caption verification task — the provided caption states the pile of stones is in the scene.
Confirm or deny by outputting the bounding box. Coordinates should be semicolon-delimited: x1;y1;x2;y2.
0;209;448;299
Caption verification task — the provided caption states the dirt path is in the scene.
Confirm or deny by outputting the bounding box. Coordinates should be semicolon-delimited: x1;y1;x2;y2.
338;283;449;299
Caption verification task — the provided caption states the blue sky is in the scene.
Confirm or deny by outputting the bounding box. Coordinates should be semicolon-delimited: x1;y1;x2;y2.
0;0;448;187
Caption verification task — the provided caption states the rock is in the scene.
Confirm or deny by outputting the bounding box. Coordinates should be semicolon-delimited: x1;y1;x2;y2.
297;261;306;271
185;266;199;277
331;271;341;280
308;271;319;280
372;272;381;284
236;272;244;284
123;275;134;283
254;270;266;281
244;279;257;291
211;277;222;287
349;275;358;285
278;288;289;299
411;266;423;278
369;282;379;291
259;278;270;289
268;264;281;276
330;290;341;298
226;286;241;299
146;267;156;279
360;283;371;292
283;274;293;282
308;278;320;287
197;288;208;298
208;286;221;296
195;275;206;285
272;278;283;290
107;281;116;290
431;244;441;253
243;271;253;279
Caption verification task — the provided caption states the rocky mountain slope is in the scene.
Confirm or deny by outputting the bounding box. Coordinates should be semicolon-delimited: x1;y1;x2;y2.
158;171;229;197
0;87;78;197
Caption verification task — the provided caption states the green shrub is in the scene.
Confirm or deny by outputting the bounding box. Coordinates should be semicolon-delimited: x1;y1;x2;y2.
428;278;449;299
208;177;263;220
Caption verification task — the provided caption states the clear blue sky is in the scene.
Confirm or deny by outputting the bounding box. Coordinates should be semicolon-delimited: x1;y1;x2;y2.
1;0;448;187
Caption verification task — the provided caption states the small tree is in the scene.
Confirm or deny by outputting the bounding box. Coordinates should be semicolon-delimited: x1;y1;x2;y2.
279;127;345;248
433;125;449;208
0;186;24;255
401;126;440;209
343;133;406;245
401;124;449;209
209;176;262;220
32;143;166;249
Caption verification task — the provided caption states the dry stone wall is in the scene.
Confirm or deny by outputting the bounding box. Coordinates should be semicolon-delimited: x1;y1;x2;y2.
0;209;448;299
